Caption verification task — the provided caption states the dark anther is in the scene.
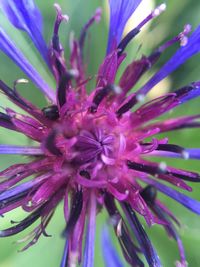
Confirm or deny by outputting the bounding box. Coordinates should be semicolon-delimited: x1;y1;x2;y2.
0;80;30;108
0;205;45;237
117;28;140;56
127;160;163;175
57;72;74;107
0;188;31;209
116;95;138;117
123;203;160;267
42;105;59;120
175;84;195;98
147;50;161;65
45;130;62;156
140;185;157;204
52;34;60;52
79;170;90;179
104;194;144;267
104;193;118;216
0;112;16;130
156;144;184;154
89;84;115;113
65;189;83;235
127;160;200;182
0;112;11;123
173;122;200;130
120;223;144;267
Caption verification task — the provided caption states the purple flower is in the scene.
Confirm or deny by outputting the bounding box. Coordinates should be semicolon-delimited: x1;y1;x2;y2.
0;1;200;266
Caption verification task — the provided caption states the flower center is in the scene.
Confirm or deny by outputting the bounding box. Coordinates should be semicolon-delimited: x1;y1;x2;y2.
73;129;114;164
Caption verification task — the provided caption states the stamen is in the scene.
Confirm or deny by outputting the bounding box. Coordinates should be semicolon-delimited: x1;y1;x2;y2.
137;3;166;29
53;4;69;36
158;24;192;53
13;79;29;91
79;8;102;52
0;112;15;130
127;160;200;182
90;84;120;113
79;170;90;179
123;203;161;267
45;130;62;156
52;4;69;54
0;205;45;237
104;194;143;266
116;94;138;117
57;70;78;107
65;189;83;235
42;105;59;121
120;220;145;267
156;144;185;154
0;80;30;109
136;94;146;103
158;161;167;172
118;3;167;55
140;186;157;204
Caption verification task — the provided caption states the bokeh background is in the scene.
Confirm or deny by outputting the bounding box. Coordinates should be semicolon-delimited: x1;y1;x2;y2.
0;0;200;266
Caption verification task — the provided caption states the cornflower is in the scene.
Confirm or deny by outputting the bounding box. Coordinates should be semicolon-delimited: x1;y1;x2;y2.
0;1;200;266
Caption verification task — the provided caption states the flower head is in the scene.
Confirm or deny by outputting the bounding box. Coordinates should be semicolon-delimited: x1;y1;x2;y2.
0;1;200;266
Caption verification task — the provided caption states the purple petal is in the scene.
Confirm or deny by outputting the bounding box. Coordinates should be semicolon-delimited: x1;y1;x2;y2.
141;176;200;215
83;193;96;267
138;25;200;96
0;0;49;65
107;0;142;53
0;28;56;102
101;226;124;267
0;145;43;155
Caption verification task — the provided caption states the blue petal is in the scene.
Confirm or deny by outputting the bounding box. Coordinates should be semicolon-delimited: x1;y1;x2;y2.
0;145;43;155
186;148;200;159
101;227;124;267
0;178;42;202
0;28;56;102
83;193;96;267
107;0;142;53
149;148;200;160
138;25;200;95
60;239;69;267
0;0;49;65
142;176;200;215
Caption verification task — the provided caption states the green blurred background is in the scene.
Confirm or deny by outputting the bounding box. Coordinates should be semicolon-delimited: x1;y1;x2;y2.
0;0;200;266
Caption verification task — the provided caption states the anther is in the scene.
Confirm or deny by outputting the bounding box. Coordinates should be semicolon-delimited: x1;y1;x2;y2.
42;105;59;120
